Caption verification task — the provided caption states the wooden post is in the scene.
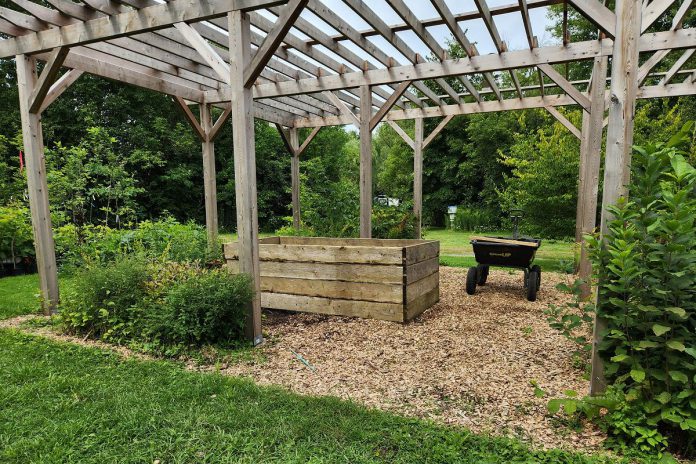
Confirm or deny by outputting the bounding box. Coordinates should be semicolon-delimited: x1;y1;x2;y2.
414;118;424;239
200;103;219;250
289;127;301;230
229;10;263;345
577;55;608;297
16;54;59;314
590;0;641;395
359;84;372;238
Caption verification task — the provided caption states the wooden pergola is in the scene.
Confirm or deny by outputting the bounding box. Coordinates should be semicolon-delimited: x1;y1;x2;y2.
1;0;694;392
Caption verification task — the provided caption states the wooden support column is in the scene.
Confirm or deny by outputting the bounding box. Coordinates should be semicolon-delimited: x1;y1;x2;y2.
590;0;641;395
359;84;372;238
16;54;59;314
200;103;219;249
414;118;424;239
229;10;263;345
577;55;608;296
289;127;301;230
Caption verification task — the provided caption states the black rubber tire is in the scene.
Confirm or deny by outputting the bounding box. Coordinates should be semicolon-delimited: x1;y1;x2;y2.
523;268;529;288
466;267;478;295
527;270;539;301
531;265;541;290
477;265;489;285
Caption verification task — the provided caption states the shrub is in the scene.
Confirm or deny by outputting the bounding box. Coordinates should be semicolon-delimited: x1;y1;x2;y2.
451;206;498;232
371;204;418;239
0;204;34;271
59;257;253;354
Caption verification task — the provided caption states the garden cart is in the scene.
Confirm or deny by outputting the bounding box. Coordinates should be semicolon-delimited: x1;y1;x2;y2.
465;210;542;301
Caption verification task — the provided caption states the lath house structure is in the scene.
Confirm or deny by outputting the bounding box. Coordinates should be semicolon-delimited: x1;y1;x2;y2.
0;0;694;393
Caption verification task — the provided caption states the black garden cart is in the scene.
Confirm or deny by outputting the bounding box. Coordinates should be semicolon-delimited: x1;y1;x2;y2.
465;210;542;301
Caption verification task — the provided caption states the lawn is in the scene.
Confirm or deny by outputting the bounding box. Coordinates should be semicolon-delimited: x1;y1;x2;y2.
0;273;76;320
0;329;621;463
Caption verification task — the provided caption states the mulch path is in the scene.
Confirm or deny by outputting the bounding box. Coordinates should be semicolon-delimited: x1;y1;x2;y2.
222;267;604;451
1;266;605;451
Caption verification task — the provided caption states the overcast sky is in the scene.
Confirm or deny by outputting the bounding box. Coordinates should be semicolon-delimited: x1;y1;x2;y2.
294;0;556;61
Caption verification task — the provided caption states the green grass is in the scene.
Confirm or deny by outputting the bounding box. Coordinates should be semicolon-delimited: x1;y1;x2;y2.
0;330;623;463
0;274;42;320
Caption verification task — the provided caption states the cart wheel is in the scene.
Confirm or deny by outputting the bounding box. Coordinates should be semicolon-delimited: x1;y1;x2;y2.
466;267;478;295
531;265;541;290
523;268;529;288
477;265;489;285
526;269;539;301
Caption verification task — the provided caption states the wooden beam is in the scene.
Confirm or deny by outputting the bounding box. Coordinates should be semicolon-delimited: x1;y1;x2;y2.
244;0;308;88
297;126;321;156
591;0;642;396
209;105;232;141
174;22;231;83
16;54;60;314
566;0;616;38
422;115;453;149
275;123;295;155
661;49;695;84
29;47;69;114
545;106;581;139
672;0;693;28
200;103;219;249
386;120;415;149
414;118;424;239
577;55;608;295
289;127;301;229
174;97;206;141
359;85;372;238
0;0;290;58
641;0;677;32
538;63;592;111
473;0;507;52
370;81;412;131
37;69;83;114
323;91;360;126
229;10;263;345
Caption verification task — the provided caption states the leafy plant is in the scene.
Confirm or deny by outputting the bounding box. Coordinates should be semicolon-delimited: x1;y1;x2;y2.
451;206;499;232
0;204;34;270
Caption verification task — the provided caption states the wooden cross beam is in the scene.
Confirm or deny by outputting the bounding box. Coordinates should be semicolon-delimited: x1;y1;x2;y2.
545;106;581;139
29;47;69;113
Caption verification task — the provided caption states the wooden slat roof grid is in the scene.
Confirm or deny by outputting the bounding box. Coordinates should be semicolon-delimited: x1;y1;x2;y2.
0;0;693;127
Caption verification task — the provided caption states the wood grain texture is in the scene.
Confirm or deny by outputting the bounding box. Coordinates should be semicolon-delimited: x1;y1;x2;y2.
262;292;405;322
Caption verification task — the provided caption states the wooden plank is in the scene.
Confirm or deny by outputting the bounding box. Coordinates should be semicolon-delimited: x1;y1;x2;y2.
405;241;440;265
469;236;539;248
225;242;404;264
422;115;453;149
175;97;206;141
545;106;581;139
289;127;301;229
262;292;404;322
227;259;405;284
29;47;69;113
296;126;321;156
276;237;432;247
386;120;414;149
359;84;372;238
404;286;439;321
370;80;412;130
566;0;616;38
16;55;60;313
261;277;403;303
200;103;219;249
175;22;231;83
406;271;439;303
406;257;439;284
537;63;592;111
38;69;83;114
229;10;263;344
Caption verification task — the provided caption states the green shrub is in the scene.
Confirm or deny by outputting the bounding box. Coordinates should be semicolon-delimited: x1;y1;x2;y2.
59;258;252;354
451;206;498;232
0;204;34;270
371;204;418;239
54;218;210;271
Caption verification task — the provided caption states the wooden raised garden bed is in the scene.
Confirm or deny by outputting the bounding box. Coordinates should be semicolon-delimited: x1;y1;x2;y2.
223;237;440;322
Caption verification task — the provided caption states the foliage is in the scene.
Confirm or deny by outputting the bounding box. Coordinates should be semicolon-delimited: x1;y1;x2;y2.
371;204;418;239
451;206;499;232
59;257;252;354
54;217;210;271
0;204;33;269
545;279;596;370
498;112;582;238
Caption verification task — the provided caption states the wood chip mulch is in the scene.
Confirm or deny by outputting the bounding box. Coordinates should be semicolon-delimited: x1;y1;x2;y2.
221;267;605;451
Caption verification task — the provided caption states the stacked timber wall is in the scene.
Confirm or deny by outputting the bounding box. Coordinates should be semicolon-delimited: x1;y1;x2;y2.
224;237;439;322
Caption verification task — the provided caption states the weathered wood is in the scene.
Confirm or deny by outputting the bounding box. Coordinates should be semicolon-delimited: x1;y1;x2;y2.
359;84;372;238
414;117;423;239
224;241;404;264
227;259;405;284
200;103;219;249
29;47;69;113
405;286;439;321
296;126;321;156
289;127;301;229
229;10;263;344
37;69;83;114
386;120;414;149
566;0;616;37
469;236;539;248
406;257;439;284
405;240;440;265
261;277;403;303
406;271;439;303
591;0;642;396
273;237;433;247
175;97;206;141
422;115;453;149
538;63;592;112
370;80;412;130
16;54;59;313
262;293;405;322
545;106;581;139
